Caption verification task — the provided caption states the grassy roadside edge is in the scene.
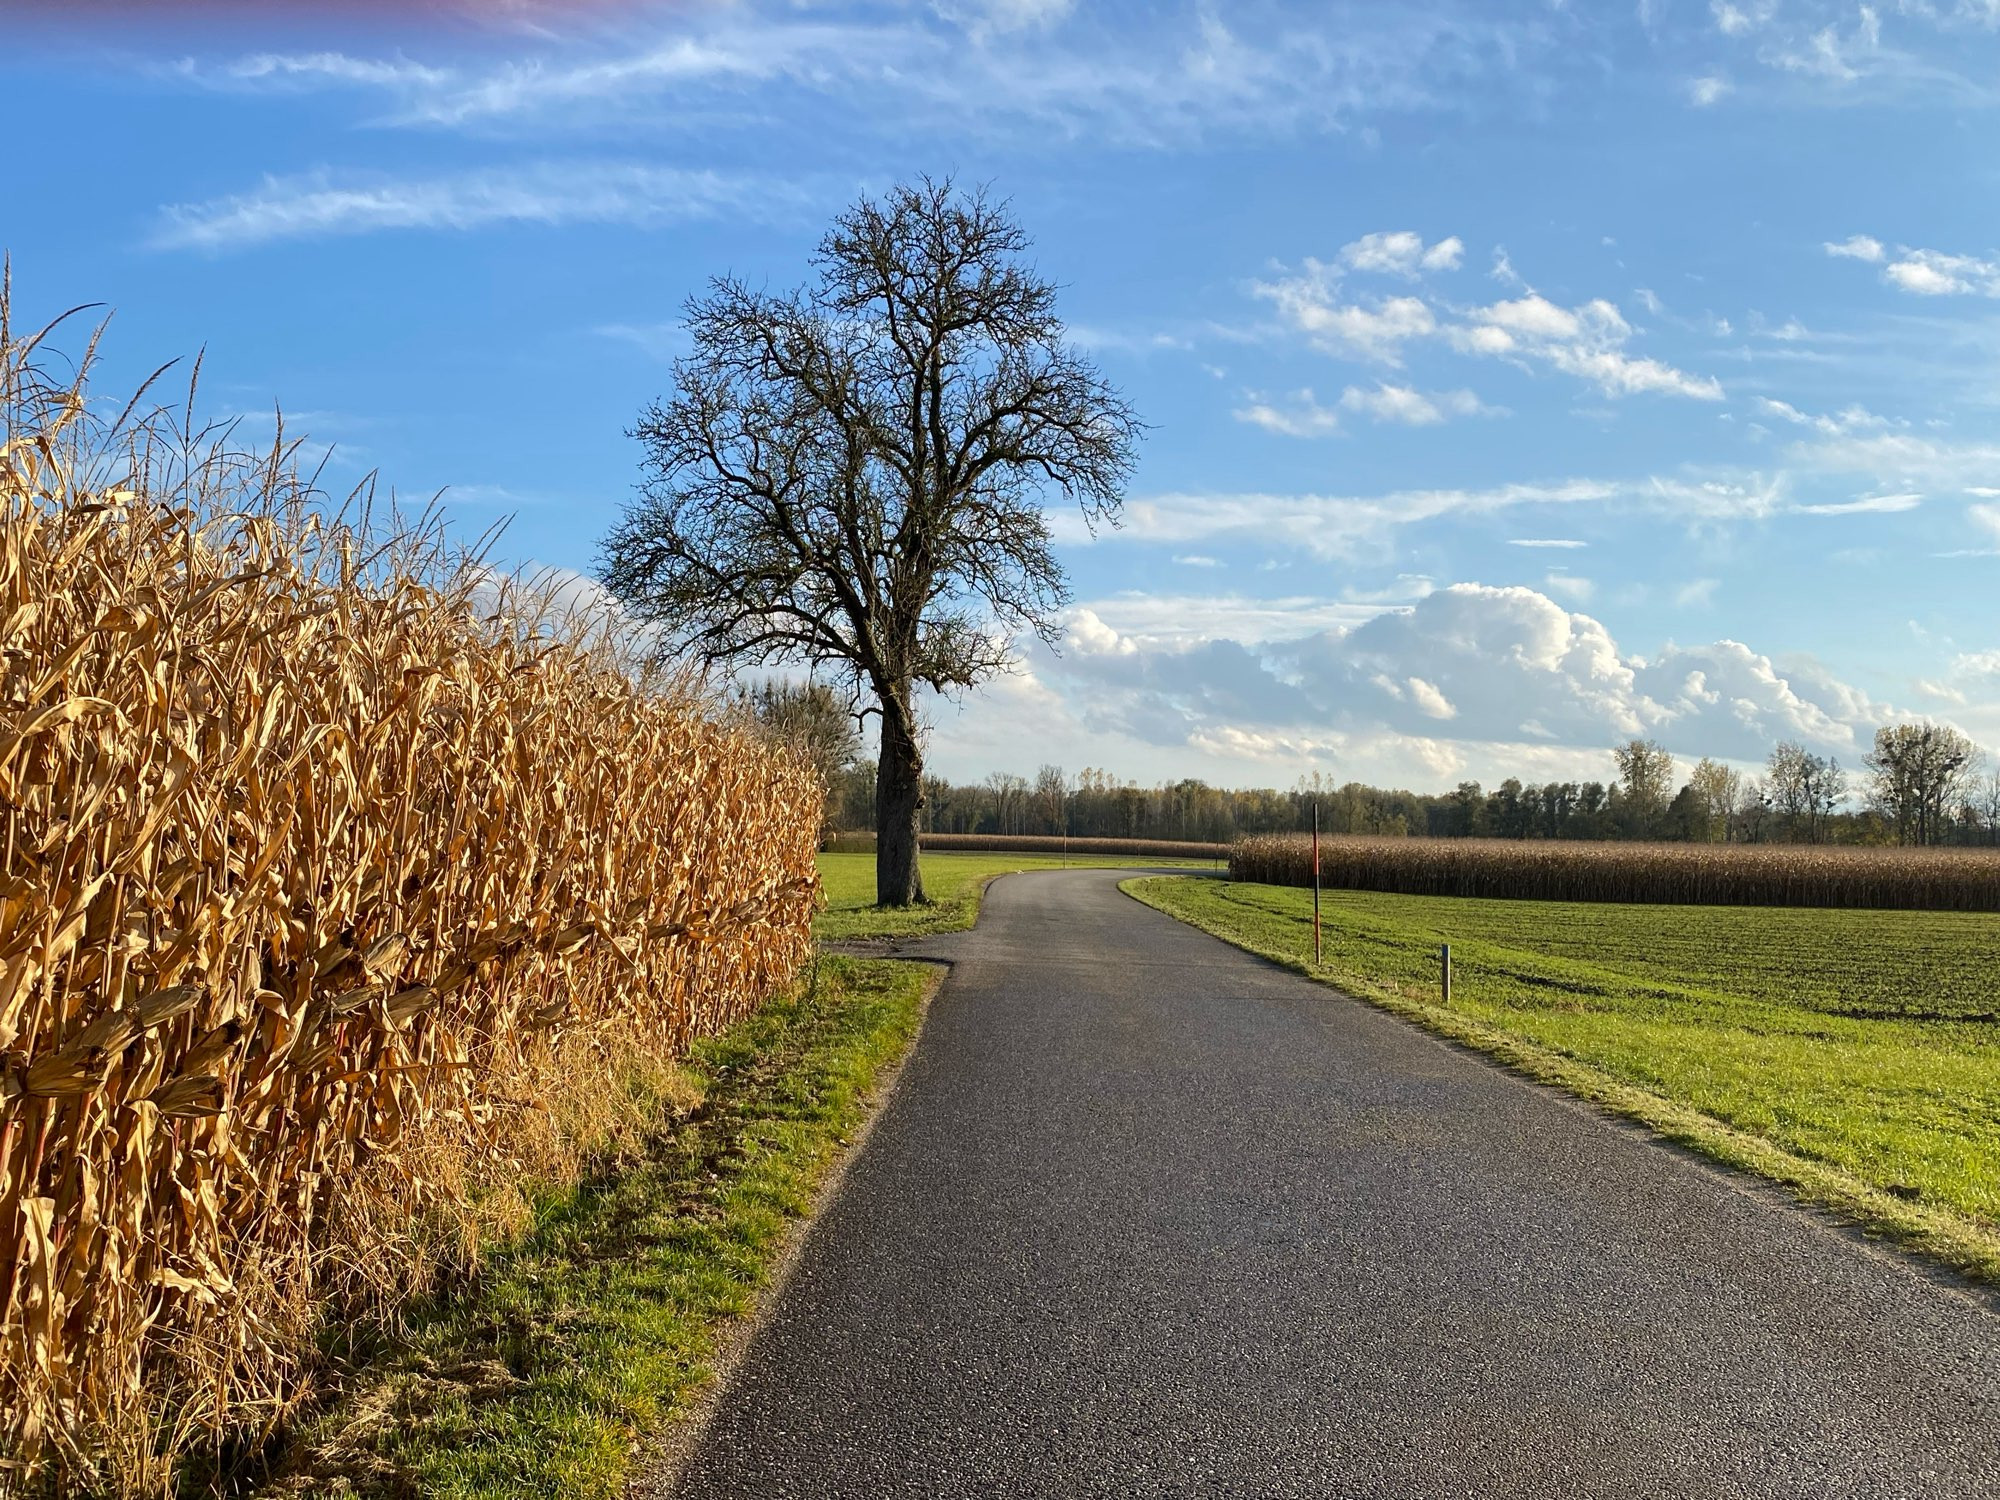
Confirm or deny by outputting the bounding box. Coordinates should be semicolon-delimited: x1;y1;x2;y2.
622;955;944;1497
1122;875;2000;1290
252;956;942;1500
815;853;1211;942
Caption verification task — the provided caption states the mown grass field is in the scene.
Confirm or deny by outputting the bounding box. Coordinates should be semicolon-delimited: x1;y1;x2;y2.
1129;877;2000;1274
815;850;1216;941
254;957;932;1500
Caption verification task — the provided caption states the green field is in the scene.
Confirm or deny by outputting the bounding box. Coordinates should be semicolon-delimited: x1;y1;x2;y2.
1129;877;2000;1275
815;850;1211;941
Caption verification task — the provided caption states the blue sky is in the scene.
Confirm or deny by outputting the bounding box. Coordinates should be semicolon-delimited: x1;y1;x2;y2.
7;0;1999;791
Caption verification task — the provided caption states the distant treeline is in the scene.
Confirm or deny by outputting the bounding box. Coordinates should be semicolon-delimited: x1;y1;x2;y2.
751;683;1999;849
820;733;2000;848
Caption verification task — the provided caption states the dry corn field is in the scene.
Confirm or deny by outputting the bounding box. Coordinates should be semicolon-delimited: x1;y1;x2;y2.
1232;833;2000;911
0;303;820;1492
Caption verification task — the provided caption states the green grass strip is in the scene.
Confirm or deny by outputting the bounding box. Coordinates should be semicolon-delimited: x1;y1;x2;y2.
1125;876;2000;1289
252;956;933;1499
814;850;1210;942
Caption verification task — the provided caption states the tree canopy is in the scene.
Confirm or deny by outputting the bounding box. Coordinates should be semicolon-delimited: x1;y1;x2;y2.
600;179;1142;904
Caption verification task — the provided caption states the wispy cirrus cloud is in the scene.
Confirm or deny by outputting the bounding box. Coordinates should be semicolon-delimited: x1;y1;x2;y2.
1049;478;1628;560
152;161;790;250
165;6;1561;147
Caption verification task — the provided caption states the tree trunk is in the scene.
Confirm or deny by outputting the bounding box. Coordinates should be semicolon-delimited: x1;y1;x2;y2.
875;690;927;907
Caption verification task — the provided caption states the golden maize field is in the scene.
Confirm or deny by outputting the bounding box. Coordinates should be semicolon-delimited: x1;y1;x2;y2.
1232;833;2000;910
0;302;820;1491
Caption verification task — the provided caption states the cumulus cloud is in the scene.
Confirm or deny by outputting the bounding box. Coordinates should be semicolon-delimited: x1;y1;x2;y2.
1252;263;1436;362
1883;248;2000;296
1338;230;1465;277
1451;293;1725;399
1257;252;1721;399
1826;236;2000;296
1689;75;1732;104
1038;583;1890;776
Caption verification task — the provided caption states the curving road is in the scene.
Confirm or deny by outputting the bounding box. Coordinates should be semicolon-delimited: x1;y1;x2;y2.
669;867;2000;1498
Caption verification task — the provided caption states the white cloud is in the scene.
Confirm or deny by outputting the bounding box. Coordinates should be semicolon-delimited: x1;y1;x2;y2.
1972;502;2000;542
1883;247;2000;296
1260;256;1720;398
1034;583;1891;780
1173;554;1222;568
1066;607;1137;657
1508;537;1587;548
1825;236;2000;295
201;52;452;90
1756;397;1897;435
1057;479;1623;560
1338;382;1494;425
1253;263;1437;362
1824;234;1885;261
1712;1;1773;36
1406;677;1458;720
1790;428;2000;491
934;0;1075;38
153;162;779;250
1338;230;1464;277
1453;292;1725;399
1793;492;1923;515
1065;593;1391;650
1675;578;1721;607
1233;388;1344;438
1689;75;1731;104
171;8;1550;151
1769;6;1883;81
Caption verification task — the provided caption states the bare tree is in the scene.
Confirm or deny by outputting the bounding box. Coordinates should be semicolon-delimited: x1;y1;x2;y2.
985;771;1031;835
600;180;1142;905
1865;721;1978;846
1032;763;1068;836
1768;740;1847;843
1734;775;1771;842
1980;765;2000;846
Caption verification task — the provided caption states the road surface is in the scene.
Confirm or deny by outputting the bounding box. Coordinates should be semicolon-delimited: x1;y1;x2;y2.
670;867;2000;1498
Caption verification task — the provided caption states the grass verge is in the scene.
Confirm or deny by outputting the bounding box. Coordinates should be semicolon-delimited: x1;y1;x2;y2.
1125;876;2000;1287
815;850;1209;942
248;956;933;1499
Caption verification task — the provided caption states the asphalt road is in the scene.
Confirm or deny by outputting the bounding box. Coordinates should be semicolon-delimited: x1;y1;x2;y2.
670;868;2000;1498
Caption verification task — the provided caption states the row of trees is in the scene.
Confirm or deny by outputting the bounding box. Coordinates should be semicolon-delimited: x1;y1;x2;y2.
745;683;2000;849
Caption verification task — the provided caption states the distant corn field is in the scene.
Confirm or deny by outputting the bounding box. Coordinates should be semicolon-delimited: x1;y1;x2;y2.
841;833;1231;859
1232;834;2000;911
0;299;820;1491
